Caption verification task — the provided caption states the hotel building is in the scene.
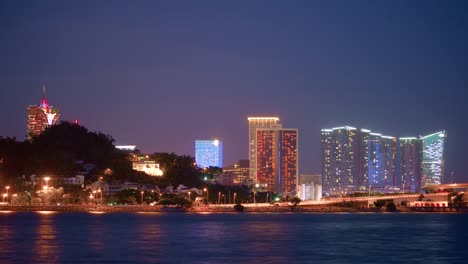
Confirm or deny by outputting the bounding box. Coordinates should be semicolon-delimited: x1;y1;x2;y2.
27;84;60;140
247;117;282;183
256;128;298;194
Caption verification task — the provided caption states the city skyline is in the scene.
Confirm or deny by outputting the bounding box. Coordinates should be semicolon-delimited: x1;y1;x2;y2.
321;126;446;194
1;1;467;182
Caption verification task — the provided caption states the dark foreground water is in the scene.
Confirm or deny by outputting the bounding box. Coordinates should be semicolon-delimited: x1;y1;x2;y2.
1;212;467;264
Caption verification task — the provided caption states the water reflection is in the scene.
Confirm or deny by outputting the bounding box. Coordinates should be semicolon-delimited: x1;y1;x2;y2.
32;214;59;263
132;220;166;262
0;222;13;264
1;213;467;264
239;222;289;263
88;217;105;253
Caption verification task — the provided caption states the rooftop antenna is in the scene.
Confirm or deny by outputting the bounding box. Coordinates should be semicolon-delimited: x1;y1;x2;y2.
42;81;46;100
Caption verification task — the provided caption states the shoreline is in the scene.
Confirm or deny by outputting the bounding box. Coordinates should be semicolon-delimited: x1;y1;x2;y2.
1;205;466;214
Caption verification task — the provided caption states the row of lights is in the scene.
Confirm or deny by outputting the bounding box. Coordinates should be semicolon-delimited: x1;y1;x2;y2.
2;177;51;203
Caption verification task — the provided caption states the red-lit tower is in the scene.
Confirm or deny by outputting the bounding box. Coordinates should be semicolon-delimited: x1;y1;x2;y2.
27;84;60;140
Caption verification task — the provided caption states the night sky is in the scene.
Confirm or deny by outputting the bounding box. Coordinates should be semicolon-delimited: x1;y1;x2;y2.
1;1;467;181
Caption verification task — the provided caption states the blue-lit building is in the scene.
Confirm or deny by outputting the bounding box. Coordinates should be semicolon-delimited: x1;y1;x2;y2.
195;139;223;168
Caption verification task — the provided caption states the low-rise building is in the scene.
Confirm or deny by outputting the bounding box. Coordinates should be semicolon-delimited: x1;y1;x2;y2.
298;174;322;201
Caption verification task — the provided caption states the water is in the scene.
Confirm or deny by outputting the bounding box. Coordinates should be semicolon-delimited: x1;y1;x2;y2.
1;212;467;264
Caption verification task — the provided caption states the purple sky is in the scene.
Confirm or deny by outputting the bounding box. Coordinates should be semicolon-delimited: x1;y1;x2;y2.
1;1;467;181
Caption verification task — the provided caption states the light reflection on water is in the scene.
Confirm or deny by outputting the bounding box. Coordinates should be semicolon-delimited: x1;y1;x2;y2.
0;212;467;263
0;220;14;264
32;214;59;263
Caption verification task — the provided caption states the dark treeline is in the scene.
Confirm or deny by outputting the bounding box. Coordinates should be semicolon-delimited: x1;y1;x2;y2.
0;122;201;187
0;122;252;201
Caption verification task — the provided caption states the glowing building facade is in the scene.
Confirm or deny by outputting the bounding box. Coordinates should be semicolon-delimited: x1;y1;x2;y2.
247;117;282;183
321;126;396;194
222;160;250;184
398;137;422;192
322;126;447;194
27;84;60;140
321;127;360;194
256;128;298;194
421;131;446;186
132;160;164;176
368;134;396;188
195;139;223;168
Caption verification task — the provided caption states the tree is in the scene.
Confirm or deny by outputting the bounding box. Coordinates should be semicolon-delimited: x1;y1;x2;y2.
374;200;385;208
234;203;244;212
386;202;397;212
291;197;301;206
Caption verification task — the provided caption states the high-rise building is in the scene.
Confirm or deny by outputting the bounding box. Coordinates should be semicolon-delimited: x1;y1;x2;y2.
398;137;422;192
421;131;446;186
321;126;396;194
256;128;298;194
322;126;447;194
321;126;360;194
247;117;282;183
368;134;396;188
195;139;223;168
27;84;60;140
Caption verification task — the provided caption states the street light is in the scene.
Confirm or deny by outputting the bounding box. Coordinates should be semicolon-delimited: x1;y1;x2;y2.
141;191;144;205
368;185;372;208
2;193;6;202
233;193;237;204
188;191;191;201
5;186;10;203
44;177;50;189
203;188;208;204
253;191;256;204
218;192;221;205
98;189;102;204
152;190;155;202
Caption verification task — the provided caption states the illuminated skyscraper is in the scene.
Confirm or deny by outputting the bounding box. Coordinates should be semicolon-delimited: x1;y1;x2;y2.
247;117;282;183
195;139;223;168
256;128;298;194
321;126;359;194
321;127;396;194
27;84;60;140
368;134;396;188
398;137;422;192
322;126;447;194
421;131;446;186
